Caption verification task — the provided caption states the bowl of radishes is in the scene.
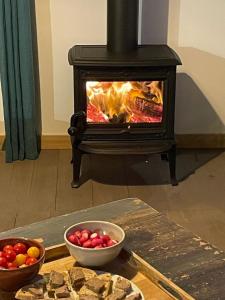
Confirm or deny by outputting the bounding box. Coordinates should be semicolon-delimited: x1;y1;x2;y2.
64;221;125;267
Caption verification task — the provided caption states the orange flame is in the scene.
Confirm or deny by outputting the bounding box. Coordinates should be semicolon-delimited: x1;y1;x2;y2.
86;81;163;123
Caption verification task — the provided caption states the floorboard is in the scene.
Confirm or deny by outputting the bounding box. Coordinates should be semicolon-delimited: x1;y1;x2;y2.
1;149;225;252
15;150;58;226
165;151;225;249
10;159;35;228
55;150;93;216
125;150;225;249
91;155;129;206
0;152;15;230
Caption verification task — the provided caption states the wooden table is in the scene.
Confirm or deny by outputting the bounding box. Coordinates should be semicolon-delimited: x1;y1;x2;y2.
0;198;225;300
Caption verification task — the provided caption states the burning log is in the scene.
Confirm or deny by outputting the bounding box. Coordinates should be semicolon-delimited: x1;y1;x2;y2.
135;97;162;117
108;112;129;124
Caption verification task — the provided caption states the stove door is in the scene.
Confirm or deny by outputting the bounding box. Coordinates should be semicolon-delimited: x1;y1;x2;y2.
73;66;176;140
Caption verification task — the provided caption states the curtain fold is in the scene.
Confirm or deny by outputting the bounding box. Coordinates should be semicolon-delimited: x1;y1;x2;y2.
0;0;41;162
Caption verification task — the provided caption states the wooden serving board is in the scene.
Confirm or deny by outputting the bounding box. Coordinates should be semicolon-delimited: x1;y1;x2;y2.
43;244;195;300
0;244;195;300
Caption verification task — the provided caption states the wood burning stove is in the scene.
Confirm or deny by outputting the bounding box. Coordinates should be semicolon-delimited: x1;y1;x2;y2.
68;0;181;188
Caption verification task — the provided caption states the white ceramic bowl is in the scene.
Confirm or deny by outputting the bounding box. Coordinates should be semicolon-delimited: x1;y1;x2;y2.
64;221;125;267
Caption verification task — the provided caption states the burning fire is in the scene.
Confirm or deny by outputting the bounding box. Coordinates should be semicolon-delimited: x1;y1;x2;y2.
86;81;163;124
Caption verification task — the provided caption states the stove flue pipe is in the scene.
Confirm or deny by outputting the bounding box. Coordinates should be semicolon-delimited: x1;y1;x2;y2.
107;0;139;53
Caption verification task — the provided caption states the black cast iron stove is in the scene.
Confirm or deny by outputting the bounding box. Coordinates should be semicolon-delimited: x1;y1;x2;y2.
68;0;182;188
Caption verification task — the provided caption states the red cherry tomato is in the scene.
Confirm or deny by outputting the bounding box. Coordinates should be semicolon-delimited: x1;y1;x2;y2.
0;257;7;268
0;251;6;258
7;262;18;269
26;257;38;266
13;243;27;254
3;245;14;252
4;250;17;262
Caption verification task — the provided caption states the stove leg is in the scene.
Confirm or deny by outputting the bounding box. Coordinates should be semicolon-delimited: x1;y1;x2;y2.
71;148;82;188
168;145;178;186
161;153;168;161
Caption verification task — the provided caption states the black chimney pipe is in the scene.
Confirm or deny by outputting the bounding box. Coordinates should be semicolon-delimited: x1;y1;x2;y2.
107;0;139;53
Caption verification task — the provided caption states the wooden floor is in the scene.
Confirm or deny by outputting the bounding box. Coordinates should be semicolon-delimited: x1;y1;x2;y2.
1;149;225;251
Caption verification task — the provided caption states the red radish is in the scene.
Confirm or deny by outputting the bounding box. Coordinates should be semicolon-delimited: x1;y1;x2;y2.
95;245;103;249
91;239;98;247
74;230;81;238
91;238;100;247
82;232;89;239
92;238;104;247
90;232;99;239
107;240;117;247
73;236;80;246
102;235;110;242
83;240;92;248
98;237;104;244
67;227;120;249
68;234;79;245
80;232;89;244
79;237;86;245
68;234;75;243
81;229;91;236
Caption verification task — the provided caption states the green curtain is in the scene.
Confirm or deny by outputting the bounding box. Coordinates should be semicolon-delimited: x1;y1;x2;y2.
0;0;41;162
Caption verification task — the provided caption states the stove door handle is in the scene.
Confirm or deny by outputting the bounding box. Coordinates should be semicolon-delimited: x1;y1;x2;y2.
70;111;86;125
68;126;78;136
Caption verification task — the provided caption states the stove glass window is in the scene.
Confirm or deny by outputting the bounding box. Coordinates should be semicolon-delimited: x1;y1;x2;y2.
86;81;163;124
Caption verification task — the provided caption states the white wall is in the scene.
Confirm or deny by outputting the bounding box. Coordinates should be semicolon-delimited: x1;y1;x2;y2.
142;0;225;134
49;0;107;122
174;0;225;133
179;0;225;59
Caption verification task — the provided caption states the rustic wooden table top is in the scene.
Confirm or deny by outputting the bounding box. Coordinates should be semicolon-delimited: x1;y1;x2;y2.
0;198;224;300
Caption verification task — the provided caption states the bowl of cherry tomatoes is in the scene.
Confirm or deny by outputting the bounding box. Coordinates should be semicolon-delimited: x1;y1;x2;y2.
64;221;125;267
0;237;45;291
